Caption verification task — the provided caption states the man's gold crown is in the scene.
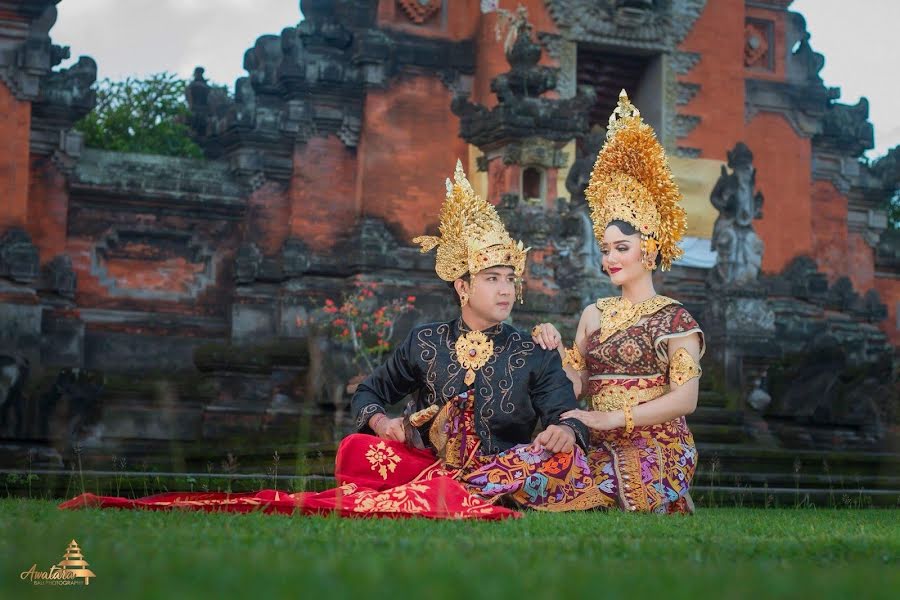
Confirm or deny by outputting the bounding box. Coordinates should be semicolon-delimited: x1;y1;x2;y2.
413;160;528;282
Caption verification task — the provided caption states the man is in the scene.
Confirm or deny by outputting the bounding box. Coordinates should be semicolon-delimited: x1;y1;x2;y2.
336;160;611;512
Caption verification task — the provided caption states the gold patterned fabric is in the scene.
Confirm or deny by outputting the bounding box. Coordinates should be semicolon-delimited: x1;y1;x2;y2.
593;295;681;345
412;160;529;289
669;347;702;387
591;382;668;412
562;342;587;371
580;297;704;514
586;90;687;271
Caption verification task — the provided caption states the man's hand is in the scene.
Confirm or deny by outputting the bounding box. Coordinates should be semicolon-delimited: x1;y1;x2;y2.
369;414;406;442
530;424;576;454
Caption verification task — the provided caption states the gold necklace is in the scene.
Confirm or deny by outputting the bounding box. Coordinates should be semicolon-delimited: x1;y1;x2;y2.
455;330;494;386
595;295;678;344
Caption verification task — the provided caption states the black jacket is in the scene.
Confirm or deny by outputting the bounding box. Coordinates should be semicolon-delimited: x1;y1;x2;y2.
351;318;588;454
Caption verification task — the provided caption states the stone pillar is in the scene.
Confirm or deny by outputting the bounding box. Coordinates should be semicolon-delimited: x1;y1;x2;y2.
704;143;778;409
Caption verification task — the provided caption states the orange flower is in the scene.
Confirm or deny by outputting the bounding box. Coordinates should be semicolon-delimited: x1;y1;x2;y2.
407;296;416;303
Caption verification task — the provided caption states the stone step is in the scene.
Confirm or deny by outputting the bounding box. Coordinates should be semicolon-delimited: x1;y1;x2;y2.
695;443;900;477
698;390;728;407
688;423;751;445
691;485;900;508
693;470;900;490
689;406;744;425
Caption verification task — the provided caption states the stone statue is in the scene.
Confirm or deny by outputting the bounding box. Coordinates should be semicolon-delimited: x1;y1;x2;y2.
708;142;765;287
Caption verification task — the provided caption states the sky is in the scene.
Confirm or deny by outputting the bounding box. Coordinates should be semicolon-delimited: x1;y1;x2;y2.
51;0;899;158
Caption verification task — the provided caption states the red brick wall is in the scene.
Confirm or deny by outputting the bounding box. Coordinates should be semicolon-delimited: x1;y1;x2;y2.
677;0;746;161
810;181;849;280
246;181;290;255
289;136;359;251
377;0;481;41
744;112;814;273
0;81;31;229
27;157;69;261
745;5;788;82
358;75;468;240
874;277;900;346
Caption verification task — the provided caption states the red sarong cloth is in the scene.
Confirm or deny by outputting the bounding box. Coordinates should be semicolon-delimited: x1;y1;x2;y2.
58;435;519;520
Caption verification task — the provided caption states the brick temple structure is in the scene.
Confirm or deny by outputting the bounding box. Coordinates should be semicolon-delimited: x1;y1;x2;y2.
1;1;898;497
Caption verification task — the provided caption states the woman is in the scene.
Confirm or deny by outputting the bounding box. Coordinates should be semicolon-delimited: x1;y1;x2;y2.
532;90;704;513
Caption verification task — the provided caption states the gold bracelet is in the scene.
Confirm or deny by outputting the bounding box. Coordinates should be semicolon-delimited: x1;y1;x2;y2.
562;342;587;372
623;405;634;434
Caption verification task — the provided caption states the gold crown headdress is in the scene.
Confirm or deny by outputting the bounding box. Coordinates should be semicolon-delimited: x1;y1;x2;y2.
413;160;529;301
585;90;687;271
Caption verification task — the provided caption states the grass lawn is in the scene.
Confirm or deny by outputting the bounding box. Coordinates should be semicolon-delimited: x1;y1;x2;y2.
2;500;897;599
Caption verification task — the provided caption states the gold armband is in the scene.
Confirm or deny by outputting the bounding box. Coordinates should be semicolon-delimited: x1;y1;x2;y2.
562;342;587;372
669;347;702;386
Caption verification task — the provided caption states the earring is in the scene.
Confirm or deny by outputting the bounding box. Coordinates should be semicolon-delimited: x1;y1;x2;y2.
460;292;469;307
641;235;658;271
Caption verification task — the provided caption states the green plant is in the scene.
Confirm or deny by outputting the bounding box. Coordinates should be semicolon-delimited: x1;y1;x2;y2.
74;71;205;158
300;281;416;373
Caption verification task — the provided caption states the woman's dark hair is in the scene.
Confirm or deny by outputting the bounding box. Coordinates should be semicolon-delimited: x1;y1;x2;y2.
605;220;662;268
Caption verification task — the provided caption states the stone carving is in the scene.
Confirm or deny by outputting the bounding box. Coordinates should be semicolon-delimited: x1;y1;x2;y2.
826;276;858;312
545;0;707;51
282;239;312;277
547;133;617;305
235;243;263;284
768;256;829;302
860;289;888;324
725;297;775;333
0;1;61;99
356;218;402;268
397;0;442;24
0;228;40;284
186;0;475;185
561;132;605;275
745;12;839;139
744;19;772;70
708;143;765;287
813;98;875;158
91;229;216;301
42;255;77;299
0;354;29;437
452;14;594;147
33;56;97;121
